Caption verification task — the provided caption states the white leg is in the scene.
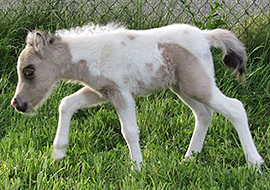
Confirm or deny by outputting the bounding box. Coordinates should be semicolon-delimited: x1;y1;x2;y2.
207;86;264;167
109;91;143;171
171;86;214;158
53;87;107;160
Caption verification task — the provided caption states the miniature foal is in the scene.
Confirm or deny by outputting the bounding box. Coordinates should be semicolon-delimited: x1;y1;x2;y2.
11;23;263;170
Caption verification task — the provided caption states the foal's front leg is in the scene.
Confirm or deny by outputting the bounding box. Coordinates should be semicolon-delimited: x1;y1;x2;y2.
109;91;143;171
53;87;107;160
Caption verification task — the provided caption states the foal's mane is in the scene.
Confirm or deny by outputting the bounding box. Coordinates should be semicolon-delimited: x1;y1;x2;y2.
56;23;126;37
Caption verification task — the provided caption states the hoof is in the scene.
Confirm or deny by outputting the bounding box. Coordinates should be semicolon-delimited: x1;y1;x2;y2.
249;157;264;171
53;148;67;160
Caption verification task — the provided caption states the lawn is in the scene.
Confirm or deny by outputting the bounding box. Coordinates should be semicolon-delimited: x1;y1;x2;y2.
0;1;270;189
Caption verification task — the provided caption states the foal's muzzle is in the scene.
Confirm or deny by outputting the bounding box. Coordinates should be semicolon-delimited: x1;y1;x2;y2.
11;97;28;113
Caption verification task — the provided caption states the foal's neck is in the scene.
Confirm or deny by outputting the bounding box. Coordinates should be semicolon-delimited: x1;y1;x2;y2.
56;35;108;91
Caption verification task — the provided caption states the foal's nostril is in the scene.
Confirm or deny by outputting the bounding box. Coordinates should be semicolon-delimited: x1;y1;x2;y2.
11;98;18;107
11;97;28;112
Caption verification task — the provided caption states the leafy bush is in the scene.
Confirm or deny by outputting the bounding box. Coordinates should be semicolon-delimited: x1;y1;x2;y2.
234;11;270;64
180;0;226;29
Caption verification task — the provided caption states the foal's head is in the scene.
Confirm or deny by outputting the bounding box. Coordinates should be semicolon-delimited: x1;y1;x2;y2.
11;30;69;113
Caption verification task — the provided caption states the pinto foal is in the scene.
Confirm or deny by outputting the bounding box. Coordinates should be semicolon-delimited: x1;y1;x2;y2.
11;24;263;170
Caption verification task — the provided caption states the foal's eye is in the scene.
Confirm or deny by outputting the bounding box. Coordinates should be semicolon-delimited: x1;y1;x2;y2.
23;68;35;79
23;65;35;79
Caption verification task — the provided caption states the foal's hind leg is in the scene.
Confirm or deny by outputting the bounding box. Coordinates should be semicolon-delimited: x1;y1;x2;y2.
53;87;107;160
206;86;264;167
171;85;214;158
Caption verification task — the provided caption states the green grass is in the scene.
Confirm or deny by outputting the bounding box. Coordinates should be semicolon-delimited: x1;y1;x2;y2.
1;1;270;189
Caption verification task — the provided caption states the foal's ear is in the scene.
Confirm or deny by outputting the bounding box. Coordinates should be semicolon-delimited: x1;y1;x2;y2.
34;32;47;56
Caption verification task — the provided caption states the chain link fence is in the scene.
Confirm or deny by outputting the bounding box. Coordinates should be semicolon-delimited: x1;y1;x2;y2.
0;0;270;34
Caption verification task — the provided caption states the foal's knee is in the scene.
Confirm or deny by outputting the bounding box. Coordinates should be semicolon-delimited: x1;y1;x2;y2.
59;97;69;113
211;94;248;126
59;96;78;115
228;99;247;123
195;105;213;120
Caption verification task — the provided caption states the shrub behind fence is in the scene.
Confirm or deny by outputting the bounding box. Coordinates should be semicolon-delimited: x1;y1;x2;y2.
0;0;269;42
1;1;269;26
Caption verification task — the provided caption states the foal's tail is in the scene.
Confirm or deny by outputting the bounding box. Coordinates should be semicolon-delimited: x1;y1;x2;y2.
204;29;247;81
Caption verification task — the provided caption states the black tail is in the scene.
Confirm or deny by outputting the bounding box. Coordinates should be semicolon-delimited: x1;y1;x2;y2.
204;29;247;81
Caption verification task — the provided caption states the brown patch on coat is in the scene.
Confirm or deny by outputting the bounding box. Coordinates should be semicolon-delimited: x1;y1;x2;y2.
158;43;212;103
122;75;130;84
62;59;91;82
61;59;127;110
145;63;154;71
61;58;127;110
153;63;175;88
128;35;136;40
147;44;177;91
97;76;127;110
